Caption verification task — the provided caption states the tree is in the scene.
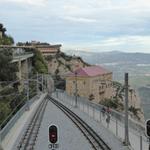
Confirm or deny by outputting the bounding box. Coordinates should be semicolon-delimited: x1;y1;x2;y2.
0;23;6;36
32;49;48;74
0;23;14;45
0;48;18;81
0;35;14;45
89;94;94;101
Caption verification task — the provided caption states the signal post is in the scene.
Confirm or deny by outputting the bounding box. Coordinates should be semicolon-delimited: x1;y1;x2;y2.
48;125;59;150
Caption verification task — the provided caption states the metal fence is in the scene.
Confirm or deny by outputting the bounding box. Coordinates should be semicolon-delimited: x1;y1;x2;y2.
0;94;39;142
53;90;149;150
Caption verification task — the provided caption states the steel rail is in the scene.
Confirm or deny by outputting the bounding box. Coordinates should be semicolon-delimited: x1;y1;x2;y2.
17;96;48;150
49;96;111;150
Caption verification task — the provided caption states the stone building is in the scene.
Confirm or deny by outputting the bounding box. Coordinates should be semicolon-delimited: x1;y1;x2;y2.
65;66;113;103
36;44;61;56
29;41;61;56
17;41;62;56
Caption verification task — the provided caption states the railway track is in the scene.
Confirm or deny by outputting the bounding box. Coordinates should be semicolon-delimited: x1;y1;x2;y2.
17;97;48;150
49;96;111;150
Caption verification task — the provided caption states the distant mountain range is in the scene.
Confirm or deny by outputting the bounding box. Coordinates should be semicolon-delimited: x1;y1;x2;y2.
64;50;150;87
65;50;150;65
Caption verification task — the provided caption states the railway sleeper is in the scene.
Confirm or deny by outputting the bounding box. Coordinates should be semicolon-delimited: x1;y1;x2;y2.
26;145;34;150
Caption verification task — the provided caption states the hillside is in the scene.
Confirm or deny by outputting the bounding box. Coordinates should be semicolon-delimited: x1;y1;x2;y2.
44;51;144;122
65;50;150;64
138;86;150;119
45;52;90;89
65;50;150;87
65;50;150;119
45;52;90;76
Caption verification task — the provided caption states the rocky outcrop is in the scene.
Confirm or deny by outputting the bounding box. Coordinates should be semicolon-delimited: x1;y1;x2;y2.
45;51;144;122
128;89;145;122
112;81;145;122
45;52;90;78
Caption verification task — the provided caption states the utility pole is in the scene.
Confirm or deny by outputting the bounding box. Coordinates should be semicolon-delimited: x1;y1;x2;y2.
44;74;47;92
75;72;77;107
36;72;39;95
124;73;130;145
25;78;30;111
45;74;47;92
0;125;2;150
42;74;44;92
149;138;150;150
27;79;30;110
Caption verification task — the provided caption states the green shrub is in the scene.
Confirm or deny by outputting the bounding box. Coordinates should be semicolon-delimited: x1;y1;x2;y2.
89;94;94;101
0;48;18;81
129;106;140;116
0;35;14;45
100;98;119;109
65;64;71;71
32;49;48;74
45;55;53;61
55;69;59;75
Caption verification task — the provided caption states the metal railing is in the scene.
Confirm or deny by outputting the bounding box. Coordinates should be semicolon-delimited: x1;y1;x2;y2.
12;52;33;61
53;90;149;150
13;51;33;57
0;94;39;142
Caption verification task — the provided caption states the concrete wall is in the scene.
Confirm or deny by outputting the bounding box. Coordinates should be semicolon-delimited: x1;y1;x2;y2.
15;57;33;91
0;31;2;38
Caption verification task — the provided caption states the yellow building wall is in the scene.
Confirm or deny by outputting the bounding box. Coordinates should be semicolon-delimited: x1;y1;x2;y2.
66;72;113;103
66;76;90;97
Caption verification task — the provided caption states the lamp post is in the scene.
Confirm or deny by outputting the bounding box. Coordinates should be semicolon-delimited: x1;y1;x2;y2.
75;72;77;107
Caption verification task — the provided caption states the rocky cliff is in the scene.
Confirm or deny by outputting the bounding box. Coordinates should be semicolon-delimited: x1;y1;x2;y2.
112;82;145;122
45;51;144;122
45;52;90;78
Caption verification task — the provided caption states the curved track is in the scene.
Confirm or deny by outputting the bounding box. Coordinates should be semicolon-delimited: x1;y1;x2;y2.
49;96;111;150
17;97;48;150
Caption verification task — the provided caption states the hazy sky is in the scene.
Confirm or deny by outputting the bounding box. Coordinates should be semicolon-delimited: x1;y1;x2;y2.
1;0;150;53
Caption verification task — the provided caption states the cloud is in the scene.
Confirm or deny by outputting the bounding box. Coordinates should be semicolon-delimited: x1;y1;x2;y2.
99;36;150;48
1;0;150;53
62;35;150;53
63;16;97;23
63;5;82;13
0;0;48;6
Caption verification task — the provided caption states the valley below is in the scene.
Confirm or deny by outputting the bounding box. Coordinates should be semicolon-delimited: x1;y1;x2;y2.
65;50;150;120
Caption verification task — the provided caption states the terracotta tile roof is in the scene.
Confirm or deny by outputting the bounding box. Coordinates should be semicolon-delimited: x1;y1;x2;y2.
66;66;111;77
